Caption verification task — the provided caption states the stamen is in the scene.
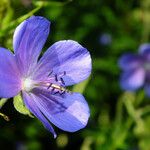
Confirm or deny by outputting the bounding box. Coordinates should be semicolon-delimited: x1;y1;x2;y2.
54;91;60;95
60;77;65;85
48;70;53;77
47;83;71;95
40;71;69;95
47;83;53;89
51;87;55;93
47;71;67;86
55;74;58;82
60;91;66;95
51;84;65;91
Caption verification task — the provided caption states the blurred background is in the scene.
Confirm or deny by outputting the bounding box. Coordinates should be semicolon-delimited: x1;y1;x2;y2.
0;0;150;150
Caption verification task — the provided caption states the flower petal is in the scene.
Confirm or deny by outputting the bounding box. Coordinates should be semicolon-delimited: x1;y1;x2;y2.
139;43;150;56
22;91;57;138
0;48;21;98
144;84;150;97
13;16;50;76
120;68;145;91
31;88;90;132
118;53;143;70
34;40;92;86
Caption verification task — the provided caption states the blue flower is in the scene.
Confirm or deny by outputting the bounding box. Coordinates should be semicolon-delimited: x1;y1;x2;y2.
99;33;112;45
119;43;150;96
0;16;92;137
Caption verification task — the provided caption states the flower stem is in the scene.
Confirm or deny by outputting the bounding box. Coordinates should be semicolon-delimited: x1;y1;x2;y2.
141;0;150;42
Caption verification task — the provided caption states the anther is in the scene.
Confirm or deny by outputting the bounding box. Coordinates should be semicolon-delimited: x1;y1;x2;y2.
55;74;58;82
48;70;53;77
51;87;55;93
54;91;59;95
60;77;65;85
47;83;53;89
60;91;65;95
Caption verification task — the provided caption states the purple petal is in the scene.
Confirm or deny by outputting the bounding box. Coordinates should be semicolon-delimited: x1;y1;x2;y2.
31;88;90;132
22;91;57;138
120;68;145;91
144;84;150;97
139;43;150;56
13;16;50;76
0;48;21;98
34;40;92;86
118;53;143;70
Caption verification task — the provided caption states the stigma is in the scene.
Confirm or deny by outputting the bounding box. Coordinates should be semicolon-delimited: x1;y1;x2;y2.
47;83;71;94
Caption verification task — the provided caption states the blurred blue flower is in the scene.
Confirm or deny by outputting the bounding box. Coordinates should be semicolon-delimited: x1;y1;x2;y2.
119;43;150;96
99;33;112;45
16;141;27;150
0;16;92;137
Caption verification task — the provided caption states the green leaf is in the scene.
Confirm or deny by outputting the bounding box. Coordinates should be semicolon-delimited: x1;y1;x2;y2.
0;98;8;109
72;78;90;94
13;94;34;118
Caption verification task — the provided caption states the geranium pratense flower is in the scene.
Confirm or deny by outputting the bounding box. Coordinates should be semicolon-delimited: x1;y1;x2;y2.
0;16;92;137
99;33;112;46
119;44;150;96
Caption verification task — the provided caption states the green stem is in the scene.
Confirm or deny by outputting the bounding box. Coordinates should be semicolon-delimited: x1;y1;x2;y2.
123;93;143;127
115;94;124;125
134;90;145;107
138;105;150;116
111;93;134;149
141;0;150;42
33;0;73;7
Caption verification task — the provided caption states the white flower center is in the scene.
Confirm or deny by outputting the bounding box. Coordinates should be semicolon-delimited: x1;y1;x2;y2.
22;78;34;92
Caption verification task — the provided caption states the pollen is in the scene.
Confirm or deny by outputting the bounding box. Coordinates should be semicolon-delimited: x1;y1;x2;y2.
22;78;34;92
